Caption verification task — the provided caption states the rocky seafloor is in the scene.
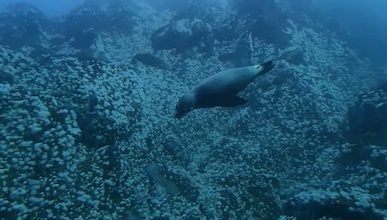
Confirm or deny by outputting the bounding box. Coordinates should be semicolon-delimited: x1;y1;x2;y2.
0;0;386;219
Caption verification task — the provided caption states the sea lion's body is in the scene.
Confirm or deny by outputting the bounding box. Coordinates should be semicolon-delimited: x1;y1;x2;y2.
175;61;275;118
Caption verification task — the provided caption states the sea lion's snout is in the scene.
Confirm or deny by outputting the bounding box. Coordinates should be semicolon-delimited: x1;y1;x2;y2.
174;96;194;119
174;105;187;119
174;107;181;119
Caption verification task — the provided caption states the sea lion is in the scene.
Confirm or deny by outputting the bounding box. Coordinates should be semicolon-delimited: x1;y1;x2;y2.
175;61;275;118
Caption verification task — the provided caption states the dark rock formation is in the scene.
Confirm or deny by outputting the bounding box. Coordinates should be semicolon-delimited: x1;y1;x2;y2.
337;144;387;174
150;19;213;54
216;0;291;48
0;3;47;49
55;1;135;54
233;33;252;67
69;31;97;50
62;1;135;39
346;82;387;147
0;1;137;62
143;0;192;12
284;188;384;220
150;0;290;59
0;69;14;84
29;46;55;66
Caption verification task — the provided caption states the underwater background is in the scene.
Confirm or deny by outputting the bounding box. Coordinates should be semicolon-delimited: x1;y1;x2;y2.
0;0;386;219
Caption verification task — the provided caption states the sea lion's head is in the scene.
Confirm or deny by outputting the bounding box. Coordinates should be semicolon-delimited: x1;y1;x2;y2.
175;94;195;119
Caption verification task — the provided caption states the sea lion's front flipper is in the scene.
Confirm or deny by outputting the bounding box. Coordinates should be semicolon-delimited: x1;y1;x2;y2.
217;95;248;107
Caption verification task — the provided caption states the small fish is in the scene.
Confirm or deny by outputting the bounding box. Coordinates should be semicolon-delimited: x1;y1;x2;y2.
145;163;178;195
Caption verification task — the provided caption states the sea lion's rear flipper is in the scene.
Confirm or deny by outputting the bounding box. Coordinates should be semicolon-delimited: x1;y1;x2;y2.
217;95;248;107
257;61;275;76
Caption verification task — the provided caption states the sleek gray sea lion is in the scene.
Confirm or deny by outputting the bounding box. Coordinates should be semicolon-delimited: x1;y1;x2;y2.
175;61;275;119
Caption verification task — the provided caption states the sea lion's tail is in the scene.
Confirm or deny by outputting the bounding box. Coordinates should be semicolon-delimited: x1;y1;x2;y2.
257;61;275;76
